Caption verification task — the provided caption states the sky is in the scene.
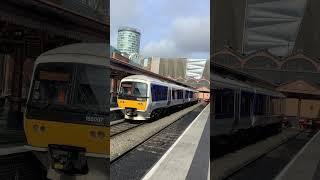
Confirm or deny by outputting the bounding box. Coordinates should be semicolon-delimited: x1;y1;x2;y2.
110;0;210;59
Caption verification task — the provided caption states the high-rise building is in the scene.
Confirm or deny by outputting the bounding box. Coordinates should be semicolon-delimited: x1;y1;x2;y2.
148;57;187;79
117;27;141;55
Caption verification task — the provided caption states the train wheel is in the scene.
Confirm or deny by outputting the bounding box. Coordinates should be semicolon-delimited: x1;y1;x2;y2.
150;110;157;120
150;109;161;120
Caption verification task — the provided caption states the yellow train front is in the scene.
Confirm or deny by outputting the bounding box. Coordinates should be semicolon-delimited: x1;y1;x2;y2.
23;43;109;178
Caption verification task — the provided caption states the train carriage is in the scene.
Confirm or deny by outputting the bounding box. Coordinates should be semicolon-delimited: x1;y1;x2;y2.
117;75;198;121
211;73;285;144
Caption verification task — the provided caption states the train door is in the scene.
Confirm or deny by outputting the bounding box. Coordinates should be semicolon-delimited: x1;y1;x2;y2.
168;87;171;105
266;95;271;124
251;92;256;126
183;90;185;103
233;89;240;129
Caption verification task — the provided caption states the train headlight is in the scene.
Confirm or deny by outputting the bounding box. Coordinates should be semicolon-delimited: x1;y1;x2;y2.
89;131;97;138
97;131;105;139
39;126;46;133
33;125;39;132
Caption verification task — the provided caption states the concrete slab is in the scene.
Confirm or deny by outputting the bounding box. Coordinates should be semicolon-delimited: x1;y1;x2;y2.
212;128;301;180
110;107;120;111
142;104;210;180
275;130;320;180
0;145;29;156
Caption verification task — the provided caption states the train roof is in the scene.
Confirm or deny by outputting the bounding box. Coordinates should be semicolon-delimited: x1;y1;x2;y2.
122;75;197;91
212;62;278;88
35;43;108;67
212;73;285;97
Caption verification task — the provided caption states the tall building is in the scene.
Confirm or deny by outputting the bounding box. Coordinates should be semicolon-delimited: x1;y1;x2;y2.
117;27;141;55
149;57;187;79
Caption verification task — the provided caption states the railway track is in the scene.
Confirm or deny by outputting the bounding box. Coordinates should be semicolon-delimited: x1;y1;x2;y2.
110;120;144;137
110;104;199;137
212;129;315;180
0;152;47;180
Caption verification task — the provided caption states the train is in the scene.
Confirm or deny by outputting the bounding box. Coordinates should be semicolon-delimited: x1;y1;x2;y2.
117;75;198;121
211;72;286;145
24;43;109;179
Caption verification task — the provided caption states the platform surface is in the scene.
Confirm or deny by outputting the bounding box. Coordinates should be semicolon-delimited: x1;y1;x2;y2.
275;130;320;180
142;104;210;180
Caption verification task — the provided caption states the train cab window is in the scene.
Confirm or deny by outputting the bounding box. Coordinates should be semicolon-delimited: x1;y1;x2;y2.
30;63;73;106
151;84;168;101
119;82;148;98
74;64;108;111
185;91;189;99
214;88;234;119
241;91;254;117
27;62;109;125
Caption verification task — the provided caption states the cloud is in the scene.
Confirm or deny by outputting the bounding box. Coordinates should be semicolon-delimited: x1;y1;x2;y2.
142;39;181;58
110;0;143;46
142;16;210;58
171;16;210;53
110;0;142;23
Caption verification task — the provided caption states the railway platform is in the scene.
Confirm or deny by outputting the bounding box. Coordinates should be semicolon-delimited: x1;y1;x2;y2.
142;104;210;180
275;130;320;180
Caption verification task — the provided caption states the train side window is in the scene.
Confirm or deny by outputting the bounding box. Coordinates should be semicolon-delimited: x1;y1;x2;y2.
177;90;183;99
254;94;267;115
214;88;234;119
241;91;253;117
151;84;168;101
270;96;281;115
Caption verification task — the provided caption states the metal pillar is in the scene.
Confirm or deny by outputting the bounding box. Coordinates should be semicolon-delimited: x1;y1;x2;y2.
297;98;302;120
8;45;24;129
